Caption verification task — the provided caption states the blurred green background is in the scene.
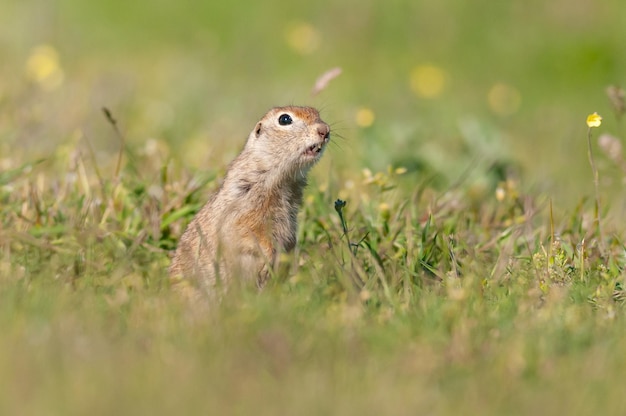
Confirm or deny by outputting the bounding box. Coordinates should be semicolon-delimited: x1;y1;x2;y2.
3;2;626;415
2;0;625;207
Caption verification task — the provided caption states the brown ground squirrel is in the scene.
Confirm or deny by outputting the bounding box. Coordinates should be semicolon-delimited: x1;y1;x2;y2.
169;106;330;300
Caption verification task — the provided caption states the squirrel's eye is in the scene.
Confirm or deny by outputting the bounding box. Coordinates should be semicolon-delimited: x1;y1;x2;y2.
278;114;293;126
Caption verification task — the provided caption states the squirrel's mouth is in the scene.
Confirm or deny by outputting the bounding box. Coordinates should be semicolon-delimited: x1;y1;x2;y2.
302;135;330;159
302;141;327;159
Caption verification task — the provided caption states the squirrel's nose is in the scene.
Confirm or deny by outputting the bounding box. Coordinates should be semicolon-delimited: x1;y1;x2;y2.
317;124;330;141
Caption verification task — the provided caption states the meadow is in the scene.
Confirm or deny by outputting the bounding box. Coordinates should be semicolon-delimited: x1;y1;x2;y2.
2;0;626;414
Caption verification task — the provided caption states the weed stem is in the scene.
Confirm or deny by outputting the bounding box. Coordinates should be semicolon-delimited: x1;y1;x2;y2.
586;127;605;255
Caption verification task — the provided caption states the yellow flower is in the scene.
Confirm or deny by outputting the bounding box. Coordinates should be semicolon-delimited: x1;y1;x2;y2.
355;107;375;127
25;45;64;90
586;112;602;128
409;64;446;98
285;22;320;55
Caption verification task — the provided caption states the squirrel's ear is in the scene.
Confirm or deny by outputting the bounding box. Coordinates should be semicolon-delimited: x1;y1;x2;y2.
255;122;262;137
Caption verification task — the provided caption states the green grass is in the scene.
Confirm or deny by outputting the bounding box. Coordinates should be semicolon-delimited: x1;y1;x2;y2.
2;0;626;414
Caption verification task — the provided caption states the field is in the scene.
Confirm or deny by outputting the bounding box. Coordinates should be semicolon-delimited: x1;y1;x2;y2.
2;0;626;414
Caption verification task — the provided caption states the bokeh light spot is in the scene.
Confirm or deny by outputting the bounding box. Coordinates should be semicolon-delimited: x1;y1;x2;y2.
285;22;320;55
487;83;521;116
410;64;446;98
25;44;64;91
355;107;375;127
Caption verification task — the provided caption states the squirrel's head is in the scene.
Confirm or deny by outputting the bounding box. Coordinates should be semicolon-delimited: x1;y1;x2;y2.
246;106;330;175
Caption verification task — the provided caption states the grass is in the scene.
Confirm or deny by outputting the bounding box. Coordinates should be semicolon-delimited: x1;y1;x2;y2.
2;0;626;414
3;126;626;415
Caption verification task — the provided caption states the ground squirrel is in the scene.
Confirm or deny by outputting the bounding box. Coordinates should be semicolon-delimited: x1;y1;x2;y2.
169;106;330;300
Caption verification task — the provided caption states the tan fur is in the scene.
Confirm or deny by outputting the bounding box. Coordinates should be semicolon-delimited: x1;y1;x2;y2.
169;106;330;302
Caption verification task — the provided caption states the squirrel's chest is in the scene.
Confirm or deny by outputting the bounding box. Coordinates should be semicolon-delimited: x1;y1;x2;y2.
271;203;299;252
234;190;300;254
